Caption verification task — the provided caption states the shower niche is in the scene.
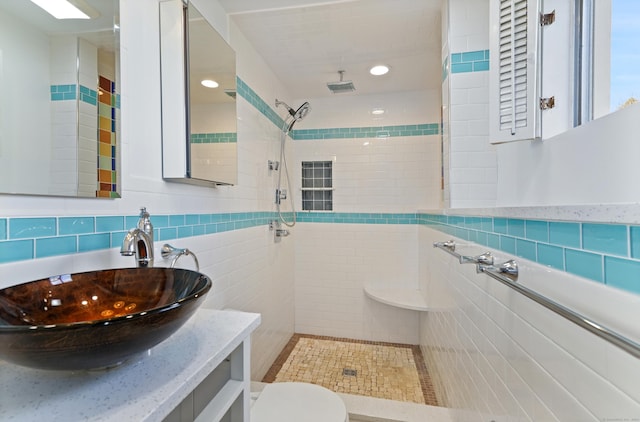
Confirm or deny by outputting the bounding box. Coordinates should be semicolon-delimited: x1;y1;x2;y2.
160;0;238;187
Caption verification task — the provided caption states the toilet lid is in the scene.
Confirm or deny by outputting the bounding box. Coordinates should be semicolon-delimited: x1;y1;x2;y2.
251;382;348;422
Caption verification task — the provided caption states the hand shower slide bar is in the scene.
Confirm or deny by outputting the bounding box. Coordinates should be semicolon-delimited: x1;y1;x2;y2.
433;240;640;360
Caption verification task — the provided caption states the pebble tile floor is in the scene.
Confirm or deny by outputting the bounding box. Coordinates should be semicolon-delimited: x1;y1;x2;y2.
262;334;439;406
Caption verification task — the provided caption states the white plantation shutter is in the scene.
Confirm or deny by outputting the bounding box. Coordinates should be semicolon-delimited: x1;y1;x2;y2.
490;0;541;143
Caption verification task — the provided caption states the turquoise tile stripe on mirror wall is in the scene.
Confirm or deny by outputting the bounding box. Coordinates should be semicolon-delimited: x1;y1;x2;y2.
236;77;439;140
1;211;640;296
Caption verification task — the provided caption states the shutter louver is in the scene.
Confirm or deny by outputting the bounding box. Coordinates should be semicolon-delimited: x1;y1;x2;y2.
490;0;541;144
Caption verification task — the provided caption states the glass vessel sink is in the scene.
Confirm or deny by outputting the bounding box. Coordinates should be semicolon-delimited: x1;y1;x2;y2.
0;267;211;371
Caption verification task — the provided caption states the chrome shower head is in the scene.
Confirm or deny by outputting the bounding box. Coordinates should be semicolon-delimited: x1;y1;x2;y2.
276;99;311;131
293;102;310;121
327;70;355;94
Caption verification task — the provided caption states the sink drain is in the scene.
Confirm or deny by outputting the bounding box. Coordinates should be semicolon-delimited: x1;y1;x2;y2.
342;368;357;377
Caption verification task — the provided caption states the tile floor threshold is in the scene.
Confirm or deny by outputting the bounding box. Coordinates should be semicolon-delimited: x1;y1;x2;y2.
262;333;439;406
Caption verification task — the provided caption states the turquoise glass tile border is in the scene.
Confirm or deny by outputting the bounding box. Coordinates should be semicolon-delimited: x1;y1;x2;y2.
0;212;274;263
1;210;640;295
236;77;438;140
50;85;99;106
50;84;76;101
419;213;640;295
291;124;439;140
191;133;238;144
450;50;490;74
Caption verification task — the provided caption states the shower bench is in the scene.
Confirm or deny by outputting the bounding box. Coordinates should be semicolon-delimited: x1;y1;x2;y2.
363;284;429;312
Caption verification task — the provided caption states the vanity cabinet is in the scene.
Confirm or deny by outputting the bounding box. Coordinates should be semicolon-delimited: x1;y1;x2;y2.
165;341;249;422
0;309;261;422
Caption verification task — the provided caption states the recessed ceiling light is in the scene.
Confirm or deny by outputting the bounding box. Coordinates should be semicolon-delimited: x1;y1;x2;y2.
369;65;390;76
201;79;219;88
30;0;91;19
371;108;385;115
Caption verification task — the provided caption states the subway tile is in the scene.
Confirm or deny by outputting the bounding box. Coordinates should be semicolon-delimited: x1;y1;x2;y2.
461;50;486;62
0;219;6;240
36;236;77;258
604;256;640;294
507;219;525;237
487;233;500;249
10;218;57;239
565;249;603;283
79;233;111;252
582;223;628;256
494;218;508;234
451;62;473;73
0;240;33;263
516;239;536;261
480;217;493;232
186;214;200;225
473;61;489;72
537;244;564;270
169;215;185;226
500;236;516;255
96;216;124;232
178;226;194;238
59;217;94;235
525;220;549;242
159;227;177;241
549;222;581;248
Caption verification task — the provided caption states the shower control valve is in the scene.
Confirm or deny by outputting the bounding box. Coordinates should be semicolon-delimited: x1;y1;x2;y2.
268;160;280;171
275;188;287;204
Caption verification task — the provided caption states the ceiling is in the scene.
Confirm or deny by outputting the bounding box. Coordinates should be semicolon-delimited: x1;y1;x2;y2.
217;0;442;100
0;0;118;51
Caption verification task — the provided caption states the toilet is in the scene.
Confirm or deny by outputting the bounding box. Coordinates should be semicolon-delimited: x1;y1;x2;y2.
251;382;349;422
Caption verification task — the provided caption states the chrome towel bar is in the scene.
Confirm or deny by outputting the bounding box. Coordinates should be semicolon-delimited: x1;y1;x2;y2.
434;240;640;360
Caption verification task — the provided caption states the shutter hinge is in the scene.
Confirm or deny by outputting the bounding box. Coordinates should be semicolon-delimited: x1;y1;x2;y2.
540;10;556;26
540;96;555;110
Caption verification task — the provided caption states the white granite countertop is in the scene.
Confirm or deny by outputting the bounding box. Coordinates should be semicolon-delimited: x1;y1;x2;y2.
0;309;261;422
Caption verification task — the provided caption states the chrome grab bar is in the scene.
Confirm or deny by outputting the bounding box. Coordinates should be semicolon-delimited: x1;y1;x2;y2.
433;240;461;259
460;252;494;266
477;259;518;281
435;240;640;360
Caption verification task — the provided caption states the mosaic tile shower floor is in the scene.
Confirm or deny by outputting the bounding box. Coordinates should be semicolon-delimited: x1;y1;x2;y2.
262;334;439;406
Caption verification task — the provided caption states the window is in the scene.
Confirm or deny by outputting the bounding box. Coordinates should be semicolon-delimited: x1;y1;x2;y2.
489;0;639;144
301;161;333;211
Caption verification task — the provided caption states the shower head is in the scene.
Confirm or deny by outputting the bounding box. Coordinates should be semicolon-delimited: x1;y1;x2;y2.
276;99;311;131
327;70;355;94
293;102;310;121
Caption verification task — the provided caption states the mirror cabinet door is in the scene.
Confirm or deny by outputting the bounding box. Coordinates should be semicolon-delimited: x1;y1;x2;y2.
160;0;238;187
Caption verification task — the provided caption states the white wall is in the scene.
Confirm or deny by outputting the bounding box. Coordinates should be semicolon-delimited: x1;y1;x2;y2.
419;226;640;420
496;102;640;207
445;0;497;209
294;223;420;344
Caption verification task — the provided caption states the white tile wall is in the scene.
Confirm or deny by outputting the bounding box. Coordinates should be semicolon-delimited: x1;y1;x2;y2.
445;0;497;209
294;136;441;213
294;223;420;344
419;226;640;420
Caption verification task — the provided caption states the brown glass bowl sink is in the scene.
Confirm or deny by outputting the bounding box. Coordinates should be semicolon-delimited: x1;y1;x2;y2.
0;267;211;371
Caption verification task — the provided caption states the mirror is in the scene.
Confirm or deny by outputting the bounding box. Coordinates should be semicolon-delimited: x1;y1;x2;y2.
0;0;120;198
160;0;237;187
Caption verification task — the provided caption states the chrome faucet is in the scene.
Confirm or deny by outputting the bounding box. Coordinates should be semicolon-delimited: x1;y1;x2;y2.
120;208;154;267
